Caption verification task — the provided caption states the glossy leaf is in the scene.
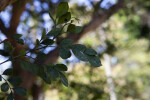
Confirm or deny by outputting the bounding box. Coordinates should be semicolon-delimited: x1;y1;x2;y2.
60;39;72;48
41;39;54;45
57;12;71;24
36;39;40;46
55;64;68;71
84;48;97;56
11;34;22;40
47;67;59;80
41;29;46;40
3;68;13;75
36;52;46;60
8;77;22;86
28;64;38;74
86;55;102;67
72;44;86;51
59;48;71;59
17;39;24;45
20;60;30;70
47;28;61;38
67;24;76;32
56;2;69;18
75;26;83;34
1;82;9;92
72;44;88;61
42;73;51;84
4;42;14;55
49;11;55;24
36;65;45;79
13;87;27;96
59;72;68;87
0;49;9;56
20;61;38;74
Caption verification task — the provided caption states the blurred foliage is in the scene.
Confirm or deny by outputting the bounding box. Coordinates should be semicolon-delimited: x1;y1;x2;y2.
43;0;150;100
0;0;150;99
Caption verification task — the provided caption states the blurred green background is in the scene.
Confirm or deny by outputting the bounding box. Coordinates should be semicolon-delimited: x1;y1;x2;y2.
0;0;150;100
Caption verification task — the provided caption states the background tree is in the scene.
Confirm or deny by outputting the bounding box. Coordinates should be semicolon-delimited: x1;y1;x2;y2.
0;0;149;100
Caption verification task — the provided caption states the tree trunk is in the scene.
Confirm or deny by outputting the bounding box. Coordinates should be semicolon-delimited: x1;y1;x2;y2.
103;54;117;100
0;0;17;12
98;29;117;100
2;1;37;100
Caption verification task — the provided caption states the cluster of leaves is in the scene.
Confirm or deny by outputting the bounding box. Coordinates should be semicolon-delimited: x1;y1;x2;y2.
0;68;26;100
0;2;101;99
59;39;101;67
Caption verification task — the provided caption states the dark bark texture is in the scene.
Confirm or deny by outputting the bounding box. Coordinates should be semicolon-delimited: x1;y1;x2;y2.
0;0;17;12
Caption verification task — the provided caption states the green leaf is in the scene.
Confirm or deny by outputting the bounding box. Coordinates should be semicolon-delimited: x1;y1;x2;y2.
28;64;38;74
55;64;68;71
3;68;13;75
71;44;88;61
59;48;71;59
36;39;41;46
75;26;83;34
56;2;69;18
57;12;71;24
47;67;59;80
8;77;22;86
59;72;68;87
20;60;30;70
11;34;24;44
49;11;55;24
84;48;97;56
13;87;27;96
36;52;46;60
20;61;38;74
86;55;102;67
4;42;14;55
67;24;76;32
7;93;14;100
41;29;46;40
36;65;45;77
60;39;72;48
41;39;54;45
0;49;9;56
42;72;51;84
72;44;86;51
1;82;9;92
17;39;24;45
11;34;22;40
47;28;61;38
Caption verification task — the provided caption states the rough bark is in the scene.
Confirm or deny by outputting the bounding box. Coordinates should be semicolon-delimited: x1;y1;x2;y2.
0;0;17;12
32;84;44;100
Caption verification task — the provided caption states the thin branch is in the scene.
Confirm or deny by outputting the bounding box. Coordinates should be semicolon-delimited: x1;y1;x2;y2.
0;59;10;65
